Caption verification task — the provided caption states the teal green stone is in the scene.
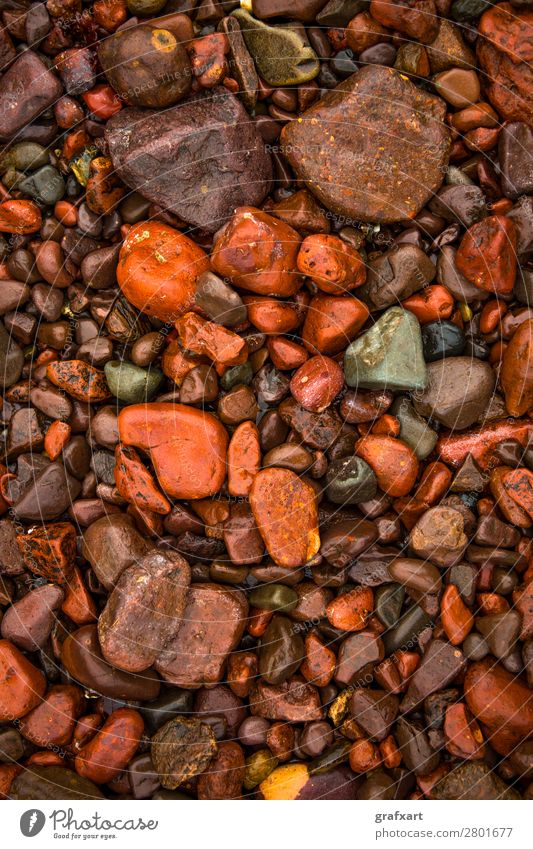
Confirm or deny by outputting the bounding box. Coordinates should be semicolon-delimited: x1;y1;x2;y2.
344;306;427;391
18;165;65;205
391;396;438;460
221;362;253;391
105;360;163;404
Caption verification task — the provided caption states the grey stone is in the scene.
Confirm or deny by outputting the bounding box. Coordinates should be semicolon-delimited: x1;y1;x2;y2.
105;360;163;403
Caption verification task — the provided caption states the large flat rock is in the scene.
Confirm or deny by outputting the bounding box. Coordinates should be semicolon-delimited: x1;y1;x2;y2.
281;65;450;224
106;88;272;233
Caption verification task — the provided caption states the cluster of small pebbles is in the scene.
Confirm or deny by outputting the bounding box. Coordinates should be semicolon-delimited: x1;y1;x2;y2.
0;0;532;803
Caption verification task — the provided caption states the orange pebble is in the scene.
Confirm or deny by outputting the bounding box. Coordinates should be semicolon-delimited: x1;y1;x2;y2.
82;84;122;119
326;586;373;632
54;200;78;226
114;444;171;514
267;336;308;370
300;632;336;687
440;584;474;645
355;435;419;497
479;299;507;334
379;735;402;769
62;566;98;625
371;413;400;437
44;420;71;461
296;234;366;294
0;199;42;234
227;420;261;497
402;284;454;323
349;738;381;772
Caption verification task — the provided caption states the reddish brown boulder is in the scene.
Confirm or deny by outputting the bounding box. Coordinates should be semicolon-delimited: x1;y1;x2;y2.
282;65;450;224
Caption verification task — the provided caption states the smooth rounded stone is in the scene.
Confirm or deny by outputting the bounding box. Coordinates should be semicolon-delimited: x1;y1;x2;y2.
105;360;163;403
81;244;120;290
11;461;81;521
299;721;334;758
282;65;450;224
429;184;486;228
412;357;496;430
410;506;468;568
18;165;65;205
195;271;247;328
10;766;104;800
98;550;191;673
0;584;64;651
0;279;30;315
106;88;272;234
349;688;399;742
433;762;520;800
249;584;299;612
82;514;151;589
383;603;432;655
499;123;533;200
140;690;194;734
259;615;305;685
317;0;369;26
0;320;23;388
0;727;24;762
437;245;486;303
476;612;521;660
232;9;319;86
98;24;191;108
344;307;427;392
359;42;396;65
155;584;248;689
421;320;466;362
388;558;442;595
0;51;63;141
396;717;440;776
325;455;377;504
119;403;228;500
61;625;160;700
462;632;489;661
390;396;437;460
335;630;384;686
239;717;270;747
401;640;467;713
194;686;247;739
358;245;436;311
151;717;217;790
0;142;48;172
434;68;481;108
375;583;405;630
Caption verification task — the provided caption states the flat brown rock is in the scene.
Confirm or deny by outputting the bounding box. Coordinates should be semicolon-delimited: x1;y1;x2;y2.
155;583;248;689
281;65;450;224
250;676;323;722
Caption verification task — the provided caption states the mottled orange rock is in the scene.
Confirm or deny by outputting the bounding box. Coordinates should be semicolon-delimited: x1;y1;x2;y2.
114;444;171;514
456;216;517;295
47;360;111;403
501;319;533;417
441;585;474;646
176;312;248;366
211;207;302;297
118;403;228;500
355;435;419;497
326;586;374;632
227;420;261;497
300;632;336;687
117;221;209;321
302;294;369;355
0;200;42;234
296;234;366;294
290;355;344;413
16;522;77;584
249;468;320;568
444;703;485;760
19;685;84;747
0;639;46;721
370;0;439;43
75;708;144;784
44;420;71;461
243;296;300;334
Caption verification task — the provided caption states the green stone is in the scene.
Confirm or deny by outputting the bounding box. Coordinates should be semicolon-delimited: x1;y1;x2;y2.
18;165;65;205
391;396;438;460
220;361;253;391
232;9;319;86
325;455;377;504
250;583;298;612
344;307;427;391
375;583;405;630
105;360;164;404
244;749;278;790
0;142;48;174
70;145;100;187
